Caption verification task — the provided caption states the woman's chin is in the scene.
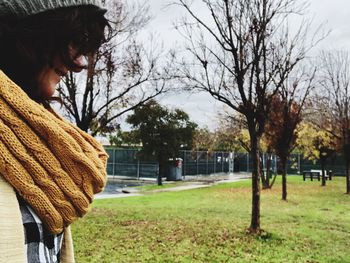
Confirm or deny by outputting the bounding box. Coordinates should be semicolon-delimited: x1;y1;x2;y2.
38;85;57;100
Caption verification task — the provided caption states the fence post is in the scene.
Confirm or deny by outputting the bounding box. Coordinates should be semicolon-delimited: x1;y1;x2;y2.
222;152;224;172
197;151;199;175
214;152;216;174
247;153;249;172
298;154;301;174
137;160;140;180
206;151;209;175
232;151;235;173
263;152;265;171
274;155;277;173
112;148;116;177
183;150;186;179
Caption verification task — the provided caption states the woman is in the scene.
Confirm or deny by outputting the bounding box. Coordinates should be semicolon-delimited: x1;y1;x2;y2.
0;1;110;262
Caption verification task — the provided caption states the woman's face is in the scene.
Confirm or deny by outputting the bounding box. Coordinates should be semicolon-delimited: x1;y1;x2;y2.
36;47;86;99
36;57;68;99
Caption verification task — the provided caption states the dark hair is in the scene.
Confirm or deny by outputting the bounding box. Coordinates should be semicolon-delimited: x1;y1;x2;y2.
0;5;110;102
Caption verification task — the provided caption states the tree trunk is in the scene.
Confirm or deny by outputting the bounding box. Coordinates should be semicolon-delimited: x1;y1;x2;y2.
78;119;90;133
249;135;261;233
321;159;326;187
343;143;350;193
265;153;271;188
260;152;267;189
281;157;287;201
157;160;165;186
347;163;350;194
270;173;277;188
157;173;162;186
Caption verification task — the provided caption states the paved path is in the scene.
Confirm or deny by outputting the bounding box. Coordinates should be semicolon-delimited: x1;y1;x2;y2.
95;192;142;199
95;173;250;200
94;184;210;199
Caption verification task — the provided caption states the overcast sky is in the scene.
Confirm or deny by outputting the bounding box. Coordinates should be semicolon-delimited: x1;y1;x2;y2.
128;0;350;130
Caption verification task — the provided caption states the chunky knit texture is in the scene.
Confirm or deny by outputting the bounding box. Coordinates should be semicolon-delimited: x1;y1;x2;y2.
0;70;108;234
0;0;102;18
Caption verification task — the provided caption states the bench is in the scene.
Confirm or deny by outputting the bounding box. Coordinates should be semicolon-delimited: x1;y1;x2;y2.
311;169;332;181
303;170;333;181
303;171;320;181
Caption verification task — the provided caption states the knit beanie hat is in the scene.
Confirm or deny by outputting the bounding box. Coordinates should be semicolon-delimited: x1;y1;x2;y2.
0;0;104;18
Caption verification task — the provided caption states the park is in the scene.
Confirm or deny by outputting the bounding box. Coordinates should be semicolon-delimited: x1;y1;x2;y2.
1;0;350;262
73;176;350;262
43;0;350;261
60;0;350;261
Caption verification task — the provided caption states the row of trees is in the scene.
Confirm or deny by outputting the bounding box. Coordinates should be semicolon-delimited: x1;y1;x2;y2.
56;0;350;234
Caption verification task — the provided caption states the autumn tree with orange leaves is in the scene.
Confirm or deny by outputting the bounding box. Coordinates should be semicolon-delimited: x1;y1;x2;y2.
264;69;315;200
265;95;302;199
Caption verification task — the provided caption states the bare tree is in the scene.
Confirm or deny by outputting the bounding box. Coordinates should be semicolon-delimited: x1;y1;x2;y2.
314;50;350;193
57;0;172;136
174;0;322;233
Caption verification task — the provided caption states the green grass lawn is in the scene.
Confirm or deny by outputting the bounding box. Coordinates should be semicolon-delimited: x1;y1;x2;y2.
72;176;350;263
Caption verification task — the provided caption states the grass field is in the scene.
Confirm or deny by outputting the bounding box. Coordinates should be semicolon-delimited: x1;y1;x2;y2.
72;176;350;263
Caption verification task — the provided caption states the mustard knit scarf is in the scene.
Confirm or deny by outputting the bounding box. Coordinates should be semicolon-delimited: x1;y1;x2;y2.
0;70;108;234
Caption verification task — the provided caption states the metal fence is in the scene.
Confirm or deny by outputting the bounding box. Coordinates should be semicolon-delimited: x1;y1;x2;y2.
105;148;157;178
104;148;233;178
179;150;231;176
233;152;347;176
104;147;348;178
